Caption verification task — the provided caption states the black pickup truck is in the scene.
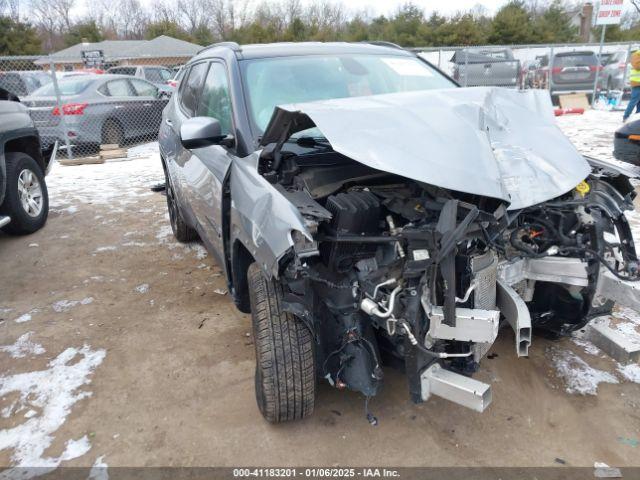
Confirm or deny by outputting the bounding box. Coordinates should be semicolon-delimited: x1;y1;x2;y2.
0;88;52;234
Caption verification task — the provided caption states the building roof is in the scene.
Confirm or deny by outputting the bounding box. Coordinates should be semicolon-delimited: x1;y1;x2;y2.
37;36;202;64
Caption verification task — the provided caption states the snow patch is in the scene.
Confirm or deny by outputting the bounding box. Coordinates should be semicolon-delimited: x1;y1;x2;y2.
93;246;118;253
52;297;94;313
550;348;618;395
0;333;45;358
0;346;105;475
135;283;149;294
617;363;640;383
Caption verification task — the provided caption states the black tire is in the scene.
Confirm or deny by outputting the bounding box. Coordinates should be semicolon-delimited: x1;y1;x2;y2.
163;163;197;242
102;119;124;146
247;262;315;423
0;152;49;235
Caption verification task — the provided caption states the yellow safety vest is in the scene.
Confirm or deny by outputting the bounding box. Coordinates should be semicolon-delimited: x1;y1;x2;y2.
631;68;640;86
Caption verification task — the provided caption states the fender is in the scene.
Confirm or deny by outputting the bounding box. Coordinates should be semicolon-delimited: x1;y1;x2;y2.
228;151;312;278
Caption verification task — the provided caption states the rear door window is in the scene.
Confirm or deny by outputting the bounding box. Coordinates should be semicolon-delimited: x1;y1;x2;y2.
179;62;208;117
130;78;158;97
145;67;172;83
102;79;133;97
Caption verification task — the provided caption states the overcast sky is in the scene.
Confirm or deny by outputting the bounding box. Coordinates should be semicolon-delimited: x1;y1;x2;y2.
327;0;507;16
129;0;510;17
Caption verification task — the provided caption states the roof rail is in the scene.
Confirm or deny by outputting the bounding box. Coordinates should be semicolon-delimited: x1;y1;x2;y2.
198;41;241;54
361;41;405;50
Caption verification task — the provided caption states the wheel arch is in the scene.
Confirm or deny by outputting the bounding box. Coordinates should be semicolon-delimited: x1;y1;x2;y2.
231;239;255;313
4;135;44;173
101;117;124;143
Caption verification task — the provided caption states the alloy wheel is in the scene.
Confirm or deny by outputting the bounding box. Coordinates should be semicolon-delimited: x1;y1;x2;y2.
17;169;43;218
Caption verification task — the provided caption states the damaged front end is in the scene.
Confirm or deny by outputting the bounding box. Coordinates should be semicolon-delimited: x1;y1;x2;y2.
249;88;640;415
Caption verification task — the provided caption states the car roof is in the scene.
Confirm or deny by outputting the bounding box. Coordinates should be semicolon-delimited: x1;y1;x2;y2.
193;41;413;62
109;65;168;69
56;74;147;85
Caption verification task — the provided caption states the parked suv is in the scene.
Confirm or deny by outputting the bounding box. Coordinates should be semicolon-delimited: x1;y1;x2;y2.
0;88;52;234
159;41;640;423
538;51;600;100
599;50;631;92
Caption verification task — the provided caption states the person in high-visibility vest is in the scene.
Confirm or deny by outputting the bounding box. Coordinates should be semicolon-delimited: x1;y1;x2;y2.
623;50;640;121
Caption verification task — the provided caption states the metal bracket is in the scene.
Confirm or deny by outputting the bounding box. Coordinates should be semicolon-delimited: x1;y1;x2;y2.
498;257;589;287
424;305;500;344
594;268;640;312
420;363;492;412
496;278;532;357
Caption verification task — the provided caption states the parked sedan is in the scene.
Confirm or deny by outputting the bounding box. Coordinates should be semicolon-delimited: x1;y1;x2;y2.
22;74;169;150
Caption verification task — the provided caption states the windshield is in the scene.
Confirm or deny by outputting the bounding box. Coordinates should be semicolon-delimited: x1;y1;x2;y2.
242;54;454;133
32;77;94;96
555;54;597;67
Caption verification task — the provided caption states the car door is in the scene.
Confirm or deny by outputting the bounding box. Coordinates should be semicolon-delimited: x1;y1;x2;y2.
183;61;236;272
129;78;166;138
100;78;138;136
166;62;209;232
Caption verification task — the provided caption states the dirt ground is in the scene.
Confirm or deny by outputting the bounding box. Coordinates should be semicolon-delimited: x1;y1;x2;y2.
1;111;640;472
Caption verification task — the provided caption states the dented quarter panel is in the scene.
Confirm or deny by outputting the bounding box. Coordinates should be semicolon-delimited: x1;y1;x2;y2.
230;151;312;277
262;87;591;210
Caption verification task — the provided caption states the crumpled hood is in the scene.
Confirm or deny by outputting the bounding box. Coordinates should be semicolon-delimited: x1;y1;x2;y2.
260;87;590;210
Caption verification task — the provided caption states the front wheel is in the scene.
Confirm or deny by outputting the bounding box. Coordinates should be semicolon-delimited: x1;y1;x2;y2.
163;163;197;242
0;152;49;235
247;262;315;423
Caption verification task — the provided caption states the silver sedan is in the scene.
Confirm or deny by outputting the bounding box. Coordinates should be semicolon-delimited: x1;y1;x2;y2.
22;74;169;151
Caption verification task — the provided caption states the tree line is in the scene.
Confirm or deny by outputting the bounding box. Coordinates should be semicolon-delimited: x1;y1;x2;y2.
1;0;639;56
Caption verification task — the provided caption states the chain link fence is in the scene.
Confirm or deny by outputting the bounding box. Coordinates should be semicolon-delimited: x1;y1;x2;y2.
0;53;189;160
0;41;638;161
414;40;639;106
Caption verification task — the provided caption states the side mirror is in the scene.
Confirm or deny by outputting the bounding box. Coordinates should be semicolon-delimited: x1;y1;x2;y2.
180;116;226;149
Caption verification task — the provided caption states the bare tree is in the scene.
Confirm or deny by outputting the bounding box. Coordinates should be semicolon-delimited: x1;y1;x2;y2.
0;0;21;20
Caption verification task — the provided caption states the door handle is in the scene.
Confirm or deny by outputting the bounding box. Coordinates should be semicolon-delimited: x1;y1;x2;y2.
165;118;173;126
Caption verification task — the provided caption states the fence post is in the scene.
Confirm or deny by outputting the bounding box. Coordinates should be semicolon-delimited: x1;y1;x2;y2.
620;42;632;96
48;56;73;160
548;46;554;93
438;49;442;69
463;49;469;87
591;25;606;107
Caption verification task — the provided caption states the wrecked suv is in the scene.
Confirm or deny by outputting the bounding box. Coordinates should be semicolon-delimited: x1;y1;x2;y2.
159;42;640;422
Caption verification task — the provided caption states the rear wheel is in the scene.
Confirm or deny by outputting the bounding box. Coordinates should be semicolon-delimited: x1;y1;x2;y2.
0;152;49;235
247;262;315;423
102;119;124;146
163;163;197;242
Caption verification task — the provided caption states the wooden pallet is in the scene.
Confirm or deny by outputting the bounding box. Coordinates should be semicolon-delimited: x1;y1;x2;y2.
58;156;104;166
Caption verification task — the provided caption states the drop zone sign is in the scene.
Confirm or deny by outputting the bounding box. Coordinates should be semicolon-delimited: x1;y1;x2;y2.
596;0;624;25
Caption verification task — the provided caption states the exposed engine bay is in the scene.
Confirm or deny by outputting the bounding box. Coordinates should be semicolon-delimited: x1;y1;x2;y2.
251;89;640;417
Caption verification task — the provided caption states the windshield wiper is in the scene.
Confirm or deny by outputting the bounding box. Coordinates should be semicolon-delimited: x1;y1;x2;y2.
294;136;330;147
